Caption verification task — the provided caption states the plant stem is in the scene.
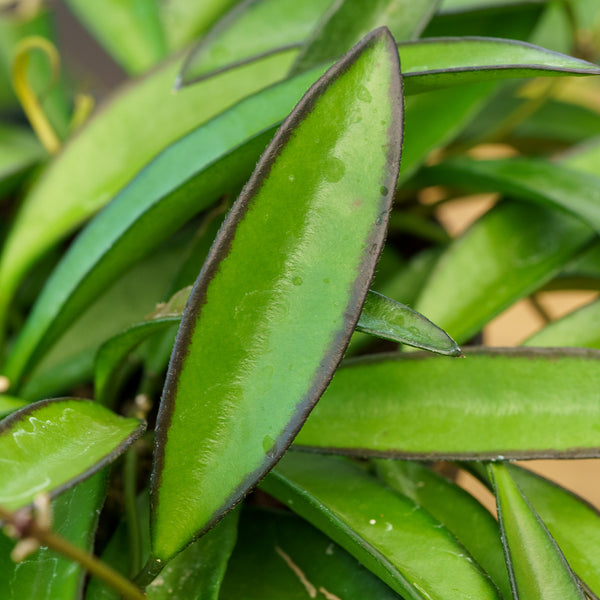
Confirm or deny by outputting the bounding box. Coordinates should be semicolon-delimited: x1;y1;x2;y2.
0;504;146;600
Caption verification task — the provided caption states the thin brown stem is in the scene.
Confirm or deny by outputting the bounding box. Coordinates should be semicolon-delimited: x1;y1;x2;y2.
0;503;146;599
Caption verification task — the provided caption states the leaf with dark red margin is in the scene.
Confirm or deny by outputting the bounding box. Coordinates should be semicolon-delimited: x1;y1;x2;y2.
0;398;144;511
296;347;600;460
144;27;403;578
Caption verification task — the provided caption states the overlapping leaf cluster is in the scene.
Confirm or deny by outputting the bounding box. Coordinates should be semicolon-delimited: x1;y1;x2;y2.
2;0;600;598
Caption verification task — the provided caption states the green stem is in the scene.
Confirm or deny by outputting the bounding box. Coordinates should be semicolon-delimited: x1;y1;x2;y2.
135;555;165;588
0;504;146;600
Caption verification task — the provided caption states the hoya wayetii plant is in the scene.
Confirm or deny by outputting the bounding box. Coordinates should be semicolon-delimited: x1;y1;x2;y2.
2;0;600;598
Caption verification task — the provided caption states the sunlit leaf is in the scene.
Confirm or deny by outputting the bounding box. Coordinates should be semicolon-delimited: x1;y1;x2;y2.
489;463;586;600
0;398;143;511
148;28;403;571
180;0;334;85
262;452;502;600
297;347;600;459
290;0;439;75
375;460;511;598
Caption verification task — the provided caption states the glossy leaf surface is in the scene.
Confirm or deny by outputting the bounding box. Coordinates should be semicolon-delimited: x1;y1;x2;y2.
1;472;106;600
94;285;459;405
180;0;334;85
399;37;600;94
506;465;600;597
262;452;501;600
424;157;600;233
0;398;143;511
150;29;403;565
296;348;600;459
414;200;592;343
64;0;167;74
489;463;586;600
221;507;402;600
10;36;581;384
0;47;299;337
360;290;461;355
375;460;510;598
290;0;439;75
3;65;323;386
2;36;593;340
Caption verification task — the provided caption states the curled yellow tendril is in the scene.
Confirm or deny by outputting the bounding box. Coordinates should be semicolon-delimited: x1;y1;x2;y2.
11;35;61;154
69;92;95;132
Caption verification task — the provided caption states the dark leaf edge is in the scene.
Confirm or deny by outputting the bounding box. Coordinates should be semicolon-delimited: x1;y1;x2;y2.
488;463;587;600
179;34;600;89
148;26;403;568
0;397;145;513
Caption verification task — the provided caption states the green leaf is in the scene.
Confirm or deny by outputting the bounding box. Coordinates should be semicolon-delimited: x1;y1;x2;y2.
0;398;144;511
457;94;600;151
359;291;461;355
488;463;586;600
64;0;167;74
159;0;241;51
423;156;600;233
0;124;44;198
147;511;240;600
414;200;592;343
1;472;107;600
148;28;403;568
424;0;546;40
551;241;600;290
374;460;511;599
524;299;600;348
296;347;600;459
20;234;195;401
290;0;439;75
2;65;323;388
95;319;176;407
0;46;299;340
93;286;459;405
505;465;600;598
0;395;27;419
400;81;497;181
2;36;593;343
399;37;600;94
262;453;502;600
220;507;403;600
179;0;335;85
347;247;442;354
414;133;600;343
